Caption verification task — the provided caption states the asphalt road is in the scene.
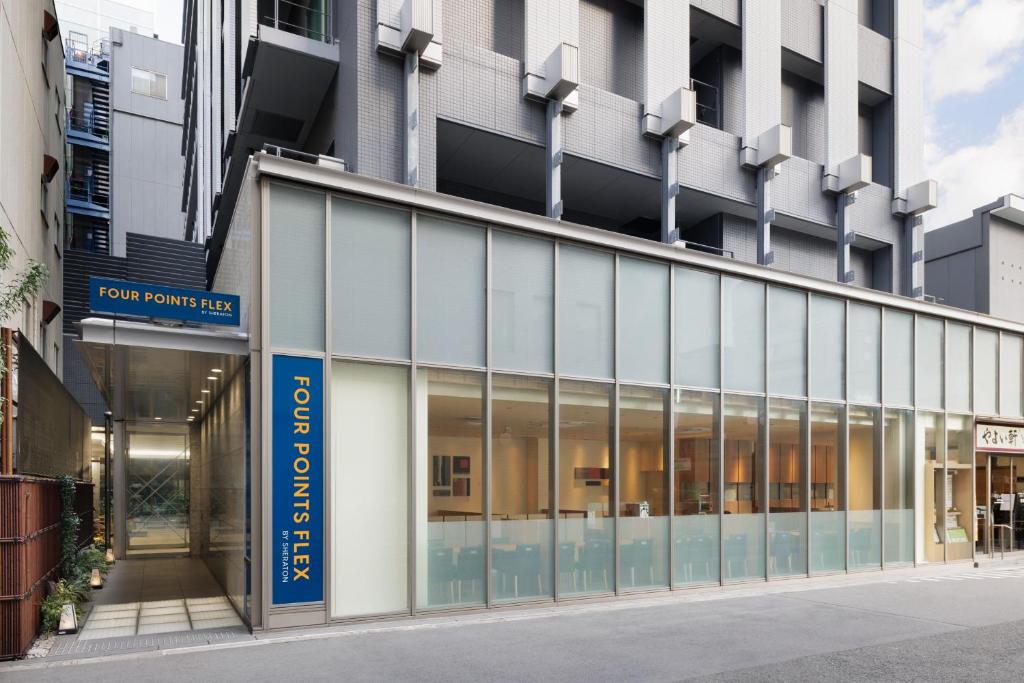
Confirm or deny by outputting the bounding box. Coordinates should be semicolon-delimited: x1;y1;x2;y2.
7;562;1024;682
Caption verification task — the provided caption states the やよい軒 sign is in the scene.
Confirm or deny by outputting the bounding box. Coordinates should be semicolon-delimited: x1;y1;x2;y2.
89;277;240;326
271;355;324;605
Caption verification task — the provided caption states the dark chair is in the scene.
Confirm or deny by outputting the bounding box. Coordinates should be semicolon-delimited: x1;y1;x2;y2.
510;544;544;598
558;542;579;592
428;546;456;604
770;531;793;574
621;538;655;587
456;546;485;603
581;538;612;591
724;534;748;579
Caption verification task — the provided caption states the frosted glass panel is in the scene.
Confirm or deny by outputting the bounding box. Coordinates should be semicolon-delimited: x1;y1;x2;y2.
559;245;614;379
619;257;669;383
975;328;998;415
769;512;806;577
723;277;765;392
917;317;944;410
619;517;669;589
946;324;971;413
269;184;325;350
810;511;845;572
723;513;765;581
673;515;720;585
1001;334;1023;417
810;296;844;400
884;310;913;406
675;267;720;388
848;303;881;404
331;362;408;617
848;510;881;569
417;216;486;366
491;232;553;373
331;198;409;359
769;287;807;396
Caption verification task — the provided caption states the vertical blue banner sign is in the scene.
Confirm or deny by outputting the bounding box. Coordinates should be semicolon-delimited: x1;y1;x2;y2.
271;354;324;605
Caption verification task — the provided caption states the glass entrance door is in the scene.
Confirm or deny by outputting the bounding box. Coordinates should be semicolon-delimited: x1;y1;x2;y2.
984;455;1024;556
126;431;191;555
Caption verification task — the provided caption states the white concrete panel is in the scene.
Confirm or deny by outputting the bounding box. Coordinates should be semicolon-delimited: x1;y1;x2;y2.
741;0;781;155
894;0;924;195
644;1;690;117
824;0;860;179
525;0;580;80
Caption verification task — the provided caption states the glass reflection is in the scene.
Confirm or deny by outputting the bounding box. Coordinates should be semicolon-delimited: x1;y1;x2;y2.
920;412;945;563
673;390;720;585
723;395;765;581
883;409;914;565
848;406;881;569
769;399;807;577
421;369;485;608
618;386;668;589
558;380;614;595
945;415;975;561
491;375;553;601
810;403;844;572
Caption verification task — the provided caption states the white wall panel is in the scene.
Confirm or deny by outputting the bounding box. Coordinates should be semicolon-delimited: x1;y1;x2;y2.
824;0;859;178
644;0;689;118
894;0;924;194
741;0;781;152
524;0;579;81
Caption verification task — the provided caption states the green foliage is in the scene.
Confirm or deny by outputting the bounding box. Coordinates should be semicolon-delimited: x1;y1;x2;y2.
0;224;48;424
40;580;82;634
57;475;81;581
78;547;109;576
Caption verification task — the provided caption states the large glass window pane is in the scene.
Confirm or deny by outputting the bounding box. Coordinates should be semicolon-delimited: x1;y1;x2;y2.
723;278;765;393
769;399;807;577
417;216;485;366
811;403;845;572
723;395;765;581
619;386;668;589
769;287;807;397
917;317;944;410
945;415;975;562
883;409;913;565
558;380;613;595
492;232;553;373
848;405;881;569
619;258;669;384
1000;334;1023;417
974;328;998;415
920;412;946;563
559;246;614;379
491;375;553;602
946;324;971;413
417;369;485;608
331;362;408;617
810;296;845;400
673;390;720;585
884;310;914;406
849;304;881;404
675;268;720;388
269;184;325;351
331;199;409;360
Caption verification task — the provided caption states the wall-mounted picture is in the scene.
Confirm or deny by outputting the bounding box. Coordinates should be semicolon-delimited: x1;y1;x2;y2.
574;467;610;481
432;454;451;487
433;488;451;497
453;478;470;497
453;456;471;475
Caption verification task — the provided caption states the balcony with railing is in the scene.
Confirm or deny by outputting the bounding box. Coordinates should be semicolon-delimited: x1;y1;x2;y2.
258;0;333;43
65;31;110;81
67;106;110;149
66;171;110;219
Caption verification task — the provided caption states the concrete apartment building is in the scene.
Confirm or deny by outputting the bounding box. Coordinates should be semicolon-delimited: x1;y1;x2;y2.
926;194;1024;324
184;0;936;292
0;0;67;374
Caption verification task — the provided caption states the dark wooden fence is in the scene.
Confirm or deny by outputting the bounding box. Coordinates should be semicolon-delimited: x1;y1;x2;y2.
0;476;93;660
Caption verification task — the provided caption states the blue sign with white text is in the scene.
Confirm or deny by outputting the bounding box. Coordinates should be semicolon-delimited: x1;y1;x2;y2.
89;276;240;326
271;354;324;605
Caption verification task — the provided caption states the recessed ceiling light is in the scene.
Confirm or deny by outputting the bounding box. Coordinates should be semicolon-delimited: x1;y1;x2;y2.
211;368;222;373
207;376;217;381
154;417;162;421
201;389;211;394
191;408;199;413
196;400;203;405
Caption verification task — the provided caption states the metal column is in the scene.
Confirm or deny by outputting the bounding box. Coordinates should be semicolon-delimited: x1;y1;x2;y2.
404;52;420;187
661;136;679;243
756;166;775;266
546;99;564;219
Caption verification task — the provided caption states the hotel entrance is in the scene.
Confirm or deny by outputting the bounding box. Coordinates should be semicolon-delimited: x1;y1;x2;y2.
975;423;1024;557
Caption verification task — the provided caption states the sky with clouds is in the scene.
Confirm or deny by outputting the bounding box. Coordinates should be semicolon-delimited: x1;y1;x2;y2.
151;0;1021;229
923;0;1024;228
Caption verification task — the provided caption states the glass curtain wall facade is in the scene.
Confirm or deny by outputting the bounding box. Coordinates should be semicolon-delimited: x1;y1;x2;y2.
265;183;1024;621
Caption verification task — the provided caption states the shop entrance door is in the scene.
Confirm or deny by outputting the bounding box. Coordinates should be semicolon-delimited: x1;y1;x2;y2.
126;431;191;555
978;455;1024;556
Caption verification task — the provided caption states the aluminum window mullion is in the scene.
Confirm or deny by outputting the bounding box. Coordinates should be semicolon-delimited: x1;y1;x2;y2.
718;273;725;585
667;267;676;588
408;211;418;615
764;284;771;581
806;292;813;575
552;241;561;602
323;194;332;614
484;227;493;606
613;254;621;596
